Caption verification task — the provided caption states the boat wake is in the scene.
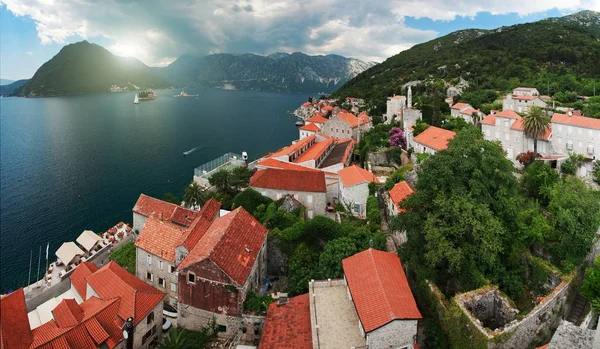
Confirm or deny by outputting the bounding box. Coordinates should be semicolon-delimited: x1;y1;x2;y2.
183;146;203;156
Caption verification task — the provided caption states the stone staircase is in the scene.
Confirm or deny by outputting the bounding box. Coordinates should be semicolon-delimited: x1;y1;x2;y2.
567;292;588;325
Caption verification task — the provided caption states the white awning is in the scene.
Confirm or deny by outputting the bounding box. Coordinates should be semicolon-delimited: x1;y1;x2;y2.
55;242;84;265
76;230;102;251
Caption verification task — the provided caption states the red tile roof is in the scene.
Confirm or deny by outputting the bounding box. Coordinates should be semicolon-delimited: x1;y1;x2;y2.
480;114;496;125
338;165;379;187
86;262;165;326
29;297;123;349
336;112;367;128
495;110;521;119
178;208;268;285
388;181;415;212
70;262;99;299
451;102;470;110
133;194;196;227
250;168;327;193
176;199;221;251
515;87;538;91
0;289;33;349
52;299;85;328
301;102;311;108
391;95;406;99
135;215;187;262
552;112;600;130
460;108;479;116
511;94;538;100
256;158;323;172
306;115;328;124
343;249;421;332
295;139;334;163
413;126;456;151
271;136;316;158
258;294;312;349
300;123;321;132
510;119;552;140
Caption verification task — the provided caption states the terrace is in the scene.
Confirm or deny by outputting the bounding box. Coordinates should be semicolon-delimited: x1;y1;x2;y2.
193;152;249;187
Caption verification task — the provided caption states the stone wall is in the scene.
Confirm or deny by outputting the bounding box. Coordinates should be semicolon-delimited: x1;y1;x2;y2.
132;302;164;349
458;289;518;331
368;319;418;349
266;237;288;275
25;278;72;312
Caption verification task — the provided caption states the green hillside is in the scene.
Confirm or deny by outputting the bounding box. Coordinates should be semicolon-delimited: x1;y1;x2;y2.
334;11;600;104
19;41;169;97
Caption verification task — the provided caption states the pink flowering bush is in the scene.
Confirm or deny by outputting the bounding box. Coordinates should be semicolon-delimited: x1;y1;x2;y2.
389;127;406;149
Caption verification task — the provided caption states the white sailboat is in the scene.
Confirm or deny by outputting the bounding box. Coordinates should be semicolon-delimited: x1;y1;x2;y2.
134;94;140;104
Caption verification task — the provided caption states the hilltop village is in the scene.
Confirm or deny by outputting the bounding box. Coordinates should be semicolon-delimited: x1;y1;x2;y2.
2;84;600;349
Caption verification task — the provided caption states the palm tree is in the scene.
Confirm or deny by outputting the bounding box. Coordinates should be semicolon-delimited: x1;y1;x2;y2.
183;181;209;209
160;328;192;349
522;106;550;156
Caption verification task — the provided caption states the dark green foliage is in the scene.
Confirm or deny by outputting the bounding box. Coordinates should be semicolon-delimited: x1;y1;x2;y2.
357;124;394;165
368;182;378;196
457;90;499;109
584;97;600;118
415;153;429;164
109;242;136;272
385;171;405;190
317;238;358;278
560;153;586;176
581;257;600;312
232;188;273;219
287;242;320;295
412;119;430;136
520;161;559;205
553;90;578;103
242;292;275;314
164;193;180;205
209;166;252;199
366;196;381;231
547;176;600;270
20;41;169;97
333;12;600;104
183;182;210;208
594;161;600;184
441;115;470;133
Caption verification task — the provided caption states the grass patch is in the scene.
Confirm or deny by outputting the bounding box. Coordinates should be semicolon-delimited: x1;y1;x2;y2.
109;242;136;272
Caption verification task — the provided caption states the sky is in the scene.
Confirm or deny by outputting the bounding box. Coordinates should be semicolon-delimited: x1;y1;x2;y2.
1;0;599;80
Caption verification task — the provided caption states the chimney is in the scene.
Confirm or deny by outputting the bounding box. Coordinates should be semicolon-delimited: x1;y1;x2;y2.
568;111;573;117
159;213;163;221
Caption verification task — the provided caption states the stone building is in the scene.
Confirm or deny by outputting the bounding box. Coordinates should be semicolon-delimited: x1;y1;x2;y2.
386;95;407;123
249;168;327;218
502;94;546;113
513;87;540;96
322;112;371;141
134;195;220;305
413;126;456;155
338;165;379;218
176;207;268;338
550;112;600;177
450;102;474;118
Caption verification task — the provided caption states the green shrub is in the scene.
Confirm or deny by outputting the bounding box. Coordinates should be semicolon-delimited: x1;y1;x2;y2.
243;292;275;314
109;242;136;272
416;152;430;164
581;257;600;312
366;195;381;231
232;188;273;218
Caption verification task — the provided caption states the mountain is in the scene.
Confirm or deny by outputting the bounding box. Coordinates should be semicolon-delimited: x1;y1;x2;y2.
0;79;29;96
0;79;15;86
163;52;376;93
334;10;600;102
19;41;169;97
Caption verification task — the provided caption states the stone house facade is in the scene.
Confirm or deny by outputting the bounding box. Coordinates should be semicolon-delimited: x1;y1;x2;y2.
338;165;379;218
412;126;456;155
386;95;407;123
450;102;474;118
176;207;268;338
250;168;327;218
551;112;600;177
322;112;371;141
502;94;546;113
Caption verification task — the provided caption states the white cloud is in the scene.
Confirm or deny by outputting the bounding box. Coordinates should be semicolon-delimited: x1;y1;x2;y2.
26;51;33;55
1;0;597;65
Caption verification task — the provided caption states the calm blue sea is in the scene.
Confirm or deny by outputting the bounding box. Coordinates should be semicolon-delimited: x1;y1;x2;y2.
0;88;305;290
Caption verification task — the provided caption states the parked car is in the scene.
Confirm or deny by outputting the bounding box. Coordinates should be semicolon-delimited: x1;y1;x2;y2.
162;318;172;332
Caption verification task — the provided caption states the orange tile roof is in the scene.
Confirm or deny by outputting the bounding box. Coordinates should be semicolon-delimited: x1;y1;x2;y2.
178;208;268;285
306;115;328;124
460;108;478;115
258;294;312;349
300;123;320;132
29;297;123;349
342;249;422;332
480;114;496;125
388;181;415;212
86;262;165;325
301;102;311;108
391;95;406;99
52;299;85;328
338;165;379;187
70;262;99;299
510;119;552;140
336;112;367;128
135;215;187;262
340;139;357;165
413;126;456;151
176;199;221;251
271;135;316;157
495;110;521;119
512;94;538;100
552;112;600;130
256;158;323;172
295;139;334;163
250;168;327;193
451;102;470;110
0;289;33;349
133;194;196;227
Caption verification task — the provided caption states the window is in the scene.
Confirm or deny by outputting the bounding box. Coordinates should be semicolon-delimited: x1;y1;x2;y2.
504;120;509;128
146;272;153;281
336;129;339;133
353;204;361;214
331;128;333;132
170;283;177;292
147;254;151;265
218;325;227;333
188;272;196;284
146;312;154;325
142;326;155;344
170;265;176;273
307;195;313;204
158;278;165;288
159;260;163;270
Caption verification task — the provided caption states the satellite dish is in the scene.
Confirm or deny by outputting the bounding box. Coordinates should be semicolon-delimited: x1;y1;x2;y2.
123;330;129;339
